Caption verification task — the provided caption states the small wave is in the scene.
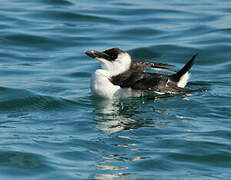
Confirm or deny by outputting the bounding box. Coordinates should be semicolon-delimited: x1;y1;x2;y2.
0;87;82;112
41;0;73;6
130;45;197;61
0;151;53;177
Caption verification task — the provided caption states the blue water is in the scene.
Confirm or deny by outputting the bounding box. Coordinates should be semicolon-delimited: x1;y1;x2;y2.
0;0;231;179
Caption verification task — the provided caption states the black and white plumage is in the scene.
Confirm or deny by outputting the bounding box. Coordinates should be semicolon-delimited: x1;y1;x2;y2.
85;48;197;99
131;60;175;73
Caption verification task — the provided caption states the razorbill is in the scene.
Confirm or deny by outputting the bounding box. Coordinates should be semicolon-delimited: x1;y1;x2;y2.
85;48;197;99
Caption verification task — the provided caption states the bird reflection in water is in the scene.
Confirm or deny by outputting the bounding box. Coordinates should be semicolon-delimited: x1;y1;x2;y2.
91;94;191;179
91;94;177;133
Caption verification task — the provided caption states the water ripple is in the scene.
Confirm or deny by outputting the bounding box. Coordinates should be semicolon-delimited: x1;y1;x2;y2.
0;0;231;179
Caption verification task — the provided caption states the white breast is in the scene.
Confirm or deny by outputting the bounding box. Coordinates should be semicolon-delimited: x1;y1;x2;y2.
91;70;121;99
91;69;143;99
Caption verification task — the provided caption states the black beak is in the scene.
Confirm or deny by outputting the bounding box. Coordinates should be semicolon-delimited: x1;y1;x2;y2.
85;50;111;60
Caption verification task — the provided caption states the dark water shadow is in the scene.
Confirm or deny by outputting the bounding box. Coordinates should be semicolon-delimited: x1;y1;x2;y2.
0;86;80;113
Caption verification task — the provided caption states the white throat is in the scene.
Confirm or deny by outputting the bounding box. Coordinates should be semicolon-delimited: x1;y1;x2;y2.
91;52;132;98
97;52;131;76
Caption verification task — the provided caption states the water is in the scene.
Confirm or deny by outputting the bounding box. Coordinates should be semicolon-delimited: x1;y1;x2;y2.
0;0;231;179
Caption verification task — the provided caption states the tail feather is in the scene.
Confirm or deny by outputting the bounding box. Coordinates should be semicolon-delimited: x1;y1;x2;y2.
170;54;198;87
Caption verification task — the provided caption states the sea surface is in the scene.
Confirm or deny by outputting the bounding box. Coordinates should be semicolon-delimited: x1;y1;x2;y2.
0;0;231;179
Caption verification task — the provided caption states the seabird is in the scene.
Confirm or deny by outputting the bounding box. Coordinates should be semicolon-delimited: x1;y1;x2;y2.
85;48;197;99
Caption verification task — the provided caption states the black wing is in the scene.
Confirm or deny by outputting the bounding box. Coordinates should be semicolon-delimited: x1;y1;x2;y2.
111;71;195;94
132;61;175;73
111;71;169;90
